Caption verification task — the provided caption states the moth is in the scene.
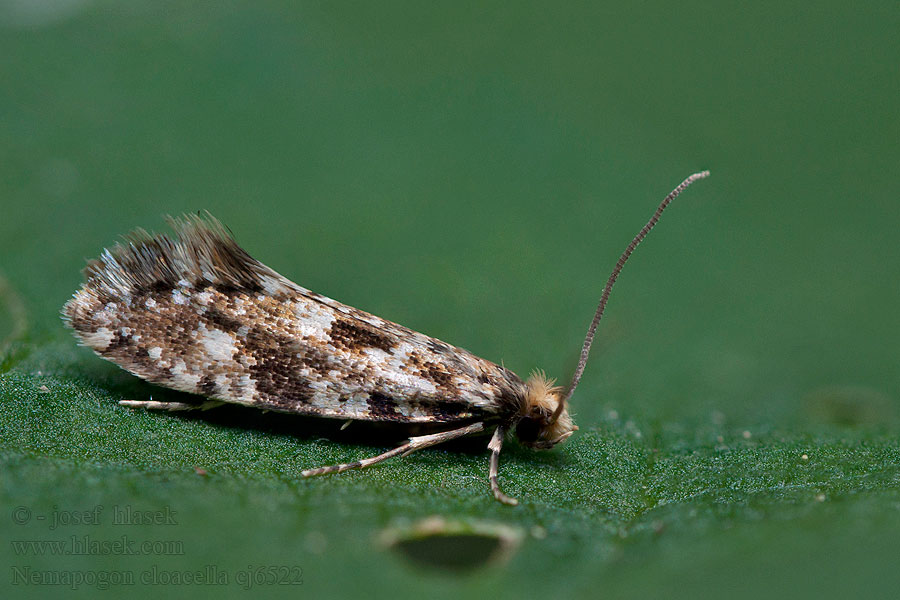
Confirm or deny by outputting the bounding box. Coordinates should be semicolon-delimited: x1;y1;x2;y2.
63;171;709;505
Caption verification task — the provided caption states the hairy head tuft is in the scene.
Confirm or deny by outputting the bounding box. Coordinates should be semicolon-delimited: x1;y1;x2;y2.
514;371;577;449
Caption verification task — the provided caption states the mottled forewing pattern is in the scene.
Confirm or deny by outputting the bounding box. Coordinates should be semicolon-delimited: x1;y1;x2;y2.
62;215;525;424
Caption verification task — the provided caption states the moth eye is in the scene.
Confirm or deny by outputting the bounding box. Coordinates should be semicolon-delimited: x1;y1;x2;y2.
514;417;541;445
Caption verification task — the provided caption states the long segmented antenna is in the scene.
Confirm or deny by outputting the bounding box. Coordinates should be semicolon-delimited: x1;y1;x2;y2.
550;170;711;424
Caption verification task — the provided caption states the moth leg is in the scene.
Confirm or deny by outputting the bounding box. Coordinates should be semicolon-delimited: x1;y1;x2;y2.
488;425;518;506
119;399;224;412
302;422;485;477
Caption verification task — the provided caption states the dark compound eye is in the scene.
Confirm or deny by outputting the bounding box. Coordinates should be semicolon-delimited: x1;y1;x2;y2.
515;417;541;445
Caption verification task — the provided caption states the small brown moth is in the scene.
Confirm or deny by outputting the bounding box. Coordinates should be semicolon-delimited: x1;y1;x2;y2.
63;171;709;505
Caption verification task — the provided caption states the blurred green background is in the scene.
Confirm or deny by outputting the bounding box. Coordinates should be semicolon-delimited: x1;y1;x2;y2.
1;1;898;598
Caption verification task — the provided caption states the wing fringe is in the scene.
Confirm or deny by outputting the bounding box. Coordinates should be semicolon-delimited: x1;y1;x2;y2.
73;212;295;302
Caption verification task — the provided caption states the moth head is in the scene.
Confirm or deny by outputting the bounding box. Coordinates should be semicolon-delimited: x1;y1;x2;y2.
515;372;577;449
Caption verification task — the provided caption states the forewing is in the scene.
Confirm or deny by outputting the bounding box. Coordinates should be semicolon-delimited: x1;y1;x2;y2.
63;215;524;424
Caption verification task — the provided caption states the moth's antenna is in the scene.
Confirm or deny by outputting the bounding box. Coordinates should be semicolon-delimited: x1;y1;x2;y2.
550;170;710;424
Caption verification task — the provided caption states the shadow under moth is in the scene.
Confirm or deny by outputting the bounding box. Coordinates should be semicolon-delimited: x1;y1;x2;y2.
63;171;709;505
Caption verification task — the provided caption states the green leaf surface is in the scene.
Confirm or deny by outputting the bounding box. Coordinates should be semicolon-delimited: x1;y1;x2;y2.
2;2;898;599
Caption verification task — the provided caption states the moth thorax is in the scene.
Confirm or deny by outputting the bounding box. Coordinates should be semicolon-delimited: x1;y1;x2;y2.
515;372;578;450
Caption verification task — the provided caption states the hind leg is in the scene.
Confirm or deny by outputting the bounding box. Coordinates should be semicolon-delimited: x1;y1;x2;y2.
119;399;225;412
